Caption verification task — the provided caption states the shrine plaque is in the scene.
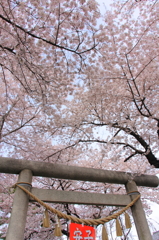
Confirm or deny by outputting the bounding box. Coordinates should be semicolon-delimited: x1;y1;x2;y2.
69;223;96;240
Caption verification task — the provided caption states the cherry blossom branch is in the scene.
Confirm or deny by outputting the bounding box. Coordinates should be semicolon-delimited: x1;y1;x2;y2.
0;44;15;54
125;54;158;118
78;121;159;167
0;14;98;56
44;141;79;161
126;18;159;55
112;123;159;167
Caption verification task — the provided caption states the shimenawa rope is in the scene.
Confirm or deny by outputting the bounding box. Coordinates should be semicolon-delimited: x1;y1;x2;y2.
13;182;140;226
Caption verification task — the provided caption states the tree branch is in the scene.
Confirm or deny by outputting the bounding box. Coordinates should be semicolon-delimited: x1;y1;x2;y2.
0;14;97;56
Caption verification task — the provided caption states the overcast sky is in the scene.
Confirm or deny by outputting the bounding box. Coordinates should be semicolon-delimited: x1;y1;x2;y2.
97;0;112;14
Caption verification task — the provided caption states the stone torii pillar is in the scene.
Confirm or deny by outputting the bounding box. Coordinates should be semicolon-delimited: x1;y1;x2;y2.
125;181;153;240
6;169;32;240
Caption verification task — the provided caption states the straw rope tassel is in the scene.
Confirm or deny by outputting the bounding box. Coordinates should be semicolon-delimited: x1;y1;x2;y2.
54;215;63;237
102;224;109;240
43;209;50;228
125;212;131;229
116;218;122;236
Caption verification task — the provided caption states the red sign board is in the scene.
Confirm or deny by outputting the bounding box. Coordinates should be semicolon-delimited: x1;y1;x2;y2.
69;223;96;240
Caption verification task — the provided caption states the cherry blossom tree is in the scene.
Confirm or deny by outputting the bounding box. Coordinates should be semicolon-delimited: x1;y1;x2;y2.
0;0;101;159
57;0;159;169
0;0;100;101
1;0;159;239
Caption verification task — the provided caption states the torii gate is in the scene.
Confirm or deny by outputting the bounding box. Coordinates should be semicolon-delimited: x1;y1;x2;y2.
0;157;158;240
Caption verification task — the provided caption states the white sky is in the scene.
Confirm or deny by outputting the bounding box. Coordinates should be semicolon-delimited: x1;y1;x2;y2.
97;0;112;13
